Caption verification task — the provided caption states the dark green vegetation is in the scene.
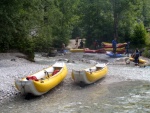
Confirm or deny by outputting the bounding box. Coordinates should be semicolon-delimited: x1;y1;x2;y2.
0;0;150;60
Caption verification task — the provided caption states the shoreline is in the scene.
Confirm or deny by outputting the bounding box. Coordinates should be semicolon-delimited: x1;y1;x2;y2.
0;52;150;105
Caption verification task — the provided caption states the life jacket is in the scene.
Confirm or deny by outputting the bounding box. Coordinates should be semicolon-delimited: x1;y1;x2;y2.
52;69;60;75
26;76;38;81
135;52;139;58
112;40;117;48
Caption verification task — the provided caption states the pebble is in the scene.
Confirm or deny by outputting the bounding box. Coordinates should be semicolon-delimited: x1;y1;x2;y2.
0;52;150;105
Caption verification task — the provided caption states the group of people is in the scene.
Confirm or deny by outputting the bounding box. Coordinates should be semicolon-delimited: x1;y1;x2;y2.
75;37;84;49
61;37;84;53
112;38;140;65
62;37;141;65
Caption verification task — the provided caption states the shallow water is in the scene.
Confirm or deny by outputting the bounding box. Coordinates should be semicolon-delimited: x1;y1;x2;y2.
0;81;150;113
1;53;150;113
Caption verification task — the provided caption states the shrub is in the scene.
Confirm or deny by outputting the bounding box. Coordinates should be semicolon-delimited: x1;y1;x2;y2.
18;37;35;61
143;48;150;58
131;23;147;48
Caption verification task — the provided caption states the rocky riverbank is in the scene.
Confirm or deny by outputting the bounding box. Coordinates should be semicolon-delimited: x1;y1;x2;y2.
0;52;150;106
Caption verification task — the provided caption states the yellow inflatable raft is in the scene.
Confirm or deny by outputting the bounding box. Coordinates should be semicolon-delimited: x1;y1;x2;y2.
129;57;147;64
104;47;125;51
70;49;84;52
15;62;68;96
102;42;127;46
72;63;108;84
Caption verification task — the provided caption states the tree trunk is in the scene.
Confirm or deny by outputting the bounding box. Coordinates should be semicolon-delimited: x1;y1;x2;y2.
112;0;119;39
113;12;118;39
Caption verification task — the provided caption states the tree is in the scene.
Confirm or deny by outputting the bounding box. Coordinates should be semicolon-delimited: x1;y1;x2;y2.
52;0;80;47
35;0;81;49
131;23;147;48
110;0;142;41
79;0;114;47
141;0;150;27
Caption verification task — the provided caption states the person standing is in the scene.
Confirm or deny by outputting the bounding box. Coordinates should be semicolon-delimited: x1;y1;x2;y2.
134;48;140;65
125;41;130;57
93;40;98;50
112;38;117;55
75;37;79;48
61;43;65;53
79;39;84;49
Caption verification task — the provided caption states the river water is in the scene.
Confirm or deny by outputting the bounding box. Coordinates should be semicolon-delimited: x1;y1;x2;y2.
0;53;150;113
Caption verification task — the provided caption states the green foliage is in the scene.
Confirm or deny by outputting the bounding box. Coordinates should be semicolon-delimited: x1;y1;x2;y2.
143;48;150;58
71;27;81;39
79;0;144;47
16;36;35;61
1;0;150;58
34;0;80;49
0;0;41;59
22;38;35;61
53;0;80;47
141;0;150;27
34;25;53;52
145;33;150;46
131;23;147;48
79;0;114;47
110;0;142;41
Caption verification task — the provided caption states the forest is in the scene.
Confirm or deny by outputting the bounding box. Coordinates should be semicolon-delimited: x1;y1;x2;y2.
0;0;150;60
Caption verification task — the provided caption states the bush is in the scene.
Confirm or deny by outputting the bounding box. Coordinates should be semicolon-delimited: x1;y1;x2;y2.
143;48;150;58
131;23;147;48
18;37;35;61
